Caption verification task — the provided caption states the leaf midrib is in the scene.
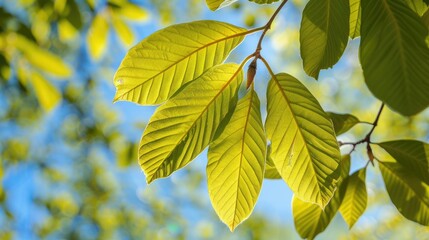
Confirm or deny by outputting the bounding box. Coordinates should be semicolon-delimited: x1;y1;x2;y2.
231;89;255;229
272;75;323;204
115;27;258;101
147;67;242;183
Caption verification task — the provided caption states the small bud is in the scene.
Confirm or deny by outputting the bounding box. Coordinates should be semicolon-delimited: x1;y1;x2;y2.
246;60;257;89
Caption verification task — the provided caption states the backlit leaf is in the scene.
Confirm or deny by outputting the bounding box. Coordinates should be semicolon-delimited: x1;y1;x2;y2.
380;162;429;225
293;155;350;239
207;88;265;231
265;145;281;179
87;13;109;60
114;20;247;105
266;73;341;207
404;0;428;16
249;0;280;4
205;0;238;10
112;16;134;47
339;168;367;228
300;0;350;79
15;34;72;77
30;72;61;111
327;112;359;135
139;64;242;183
378;140;429;184
360;0;429;116
349;0;361;38
117;3;149;21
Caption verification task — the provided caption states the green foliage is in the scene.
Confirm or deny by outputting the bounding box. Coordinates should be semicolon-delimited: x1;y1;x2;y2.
207;88;265;231
360;0;429;116
299;0;350;79
266;73;341;207
292;155;350;240
112;0;429;237
327;112;360;135
339;168;367;228
114;21;247;105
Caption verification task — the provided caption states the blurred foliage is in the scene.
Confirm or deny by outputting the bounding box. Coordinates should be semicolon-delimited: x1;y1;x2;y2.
0;0;428;239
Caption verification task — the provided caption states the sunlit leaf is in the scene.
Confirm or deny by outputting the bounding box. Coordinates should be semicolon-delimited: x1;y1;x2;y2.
293;155;350;239
266;73;341;207
378;140;429;184
339;168;367;228
112;16;134;46
265;145;281;179
14;34;72;77
139;64;242;183
58;19;78;41
30;72;61;111
114;20;247;105
327;112;359;135
87;13;109;60
117;3;149;21
380;162;429;225
207;88;265;231
360;0;429;116
205;0;238;10
300;0;350;79
349;0;361;38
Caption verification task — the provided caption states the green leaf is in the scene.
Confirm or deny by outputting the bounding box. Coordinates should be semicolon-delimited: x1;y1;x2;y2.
112;16;134;47
207;89;265;231
86;13;109;60
339;168;367;228
300;0;350;79
266;73;341;207
15;35;72;77
248;0;280;4
139;64;242;183
377;140;429;185
205;0;237;10
349;0;361;38
379;162;429;225
404;0;428;16
360;0;429;116
265;145;282;179
114;20;246;105
292;155;351;240
30;72;62;111
327;112;359;135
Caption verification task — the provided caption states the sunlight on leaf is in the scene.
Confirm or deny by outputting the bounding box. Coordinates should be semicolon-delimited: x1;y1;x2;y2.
292;155;350;239
266;73;341;207
349;0;361;38
207;88;265;231
87;13;109;60
264;145;281;179
114;20;247;105
327;112;359;135
139;64;242;183
205;0;238;10
339;168;367;228
30;72;61;111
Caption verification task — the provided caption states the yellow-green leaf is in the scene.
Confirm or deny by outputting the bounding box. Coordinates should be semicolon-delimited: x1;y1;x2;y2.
14;34;72;77
327;112;359;135
380;162;429;225
339;168;367;228
117;3;149;21
404;0;428;16
139;64;242;183
378;140;429;185
349;0;361;38
114;20;247;105
112;16;134;47
266;73;341;207
205;0;237;10
293;155;350;239
30;72;61;111
249;0;280;4
300;0;350;79
265;145;281;179
87;13;109;60
360;0;429;116
207;88;265;231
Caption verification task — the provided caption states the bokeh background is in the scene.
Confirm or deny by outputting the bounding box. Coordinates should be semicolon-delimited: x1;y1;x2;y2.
1;0;429;239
